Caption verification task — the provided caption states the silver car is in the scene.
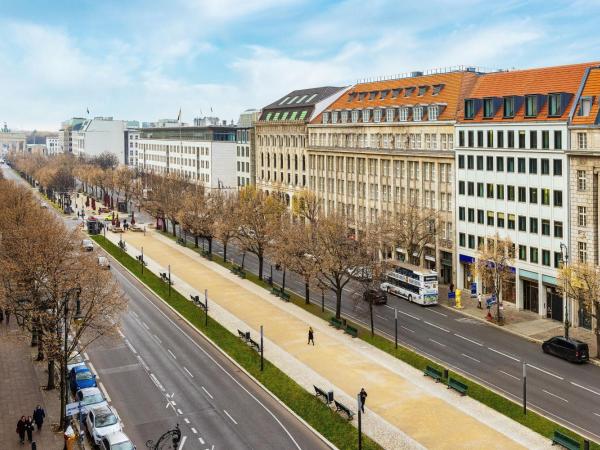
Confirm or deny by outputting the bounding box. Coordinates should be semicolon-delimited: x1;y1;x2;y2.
82;239;94;251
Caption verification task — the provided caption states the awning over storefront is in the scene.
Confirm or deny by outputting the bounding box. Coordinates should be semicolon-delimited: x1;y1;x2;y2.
520;269;539;281
542;275;558;286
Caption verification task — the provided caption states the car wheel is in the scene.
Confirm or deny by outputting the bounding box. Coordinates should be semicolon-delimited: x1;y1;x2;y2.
408;295;413;303
542;344;549;354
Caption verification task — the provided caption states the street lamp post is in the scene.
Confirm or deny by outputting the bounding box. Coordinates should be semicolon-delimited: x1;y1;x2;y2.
357;393;362;450
395;308;398;349
63;287;83;430
260;325;264;372
560;243;569;339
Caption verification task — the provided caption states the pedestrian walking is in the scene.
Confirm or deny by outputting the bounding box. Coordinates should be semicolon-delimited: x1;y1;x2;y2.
359;388;368;413
32;406;45;431
307;326;315;345
16;416;26;444
25;416;33;442
477;293;482;309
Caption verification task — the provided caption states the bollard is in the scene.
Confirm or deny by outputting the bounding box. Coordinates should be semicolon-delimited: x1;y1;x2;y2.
443;369;449;380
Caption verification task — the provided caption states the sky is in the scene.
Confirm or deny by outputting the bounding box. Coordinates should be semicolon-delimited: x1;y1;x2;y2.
1;0;600;131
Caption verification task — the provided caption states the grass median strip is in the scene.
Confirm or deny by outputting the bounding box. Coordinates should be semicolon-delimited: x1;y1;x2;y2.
92;235;381;450
163;233;599;450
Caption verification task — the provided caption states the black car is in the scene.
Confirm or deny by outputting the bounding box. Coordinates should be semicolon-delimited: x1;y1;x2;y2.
542;336;589;363
363;289;387;305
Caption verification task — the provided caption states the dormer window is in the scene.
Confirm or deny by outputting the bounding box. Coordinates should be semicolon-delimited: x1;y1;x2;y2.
465;99;476;119
483;98;495;118
273;112;280;121
322;112;329;124
281;111;288;120
391;89;401;98
503;96;515;118
373;109;382;123
359;92;368;101
331;111;338;124
428;105;439;121
385;108;395;122
351;110;359;123
432;84;444;95
525;95;538;117
548;93;561;117
362;109;371;122
404;87;415;97
399;107;409;121
413;106;423;121
577;97;593;116
347;93;356;102
381;90;389;100
418;86;428;96
369;91;378;100
341;110;348;123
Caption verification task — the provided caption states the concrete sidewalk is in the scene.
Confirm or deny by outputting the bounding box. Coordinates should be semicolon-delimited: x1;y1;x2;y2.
102;224;552;450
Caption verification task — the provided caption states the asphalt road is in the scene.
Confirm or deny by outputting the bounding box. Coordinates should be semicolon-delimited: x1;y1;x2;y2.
3;167;329;450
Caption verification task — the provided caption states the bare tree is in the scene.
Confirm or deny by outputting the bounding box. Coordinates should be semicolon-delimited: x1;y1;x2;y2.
178;184;207;248
214;192;239;263
91;152;119;171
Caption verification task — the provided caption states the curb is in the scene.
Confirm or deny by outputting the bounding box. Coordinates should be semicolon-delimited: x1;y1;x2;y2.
96;236;339;450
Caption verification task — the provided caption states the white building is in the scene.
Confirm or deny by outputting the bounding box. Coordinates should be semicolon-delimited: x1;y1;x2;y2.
455;62;595;323
125;129;140;169
236;109;260;187
137;125;237;189
46;136;61;155
72;117;129;164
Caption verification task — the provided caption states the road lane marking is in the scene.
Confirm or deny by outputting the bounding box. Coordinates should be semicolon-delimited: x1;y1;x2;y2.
99;382;112;402
499;370;519;380
224;410;238;425
150;374;165;392
400;326;415;333
184;367;194;378
198;437;205;444
571;382;600;396
117;329;125;338
461;353;480;363
178;435;187;449
398;310;421;320
201;386;214;399
142;321;150;331
428;338;446;347
427;309;448;317
131;311;139;318
488;347;520;362
375;314;388;321
454;333;483;346
184;418;190;424
594;412;600;418
168;349;177;360
543;389;568;402
527;364;563;380
124;339;137;355
137;355;150;372
424;321;450;333
177;408;183;415
191;427;197;434
153;334;162;344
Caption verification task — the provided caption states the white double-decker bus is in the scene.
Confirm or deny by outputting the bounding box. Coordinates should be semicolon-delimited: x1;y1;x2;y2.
380;261;438;305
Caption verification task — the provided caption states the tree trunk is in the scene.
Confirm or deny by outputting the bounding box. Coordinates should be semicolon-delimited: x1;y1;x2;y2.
369;299;374;337
36;330;44;361
194;236;199;248
172;220;177;236
208;237;213;254
59;364;66;429
335;288;342;319
223;242;228;263
258;255;263;280
305;281;310;305
46;359;55;390
282;268;286;293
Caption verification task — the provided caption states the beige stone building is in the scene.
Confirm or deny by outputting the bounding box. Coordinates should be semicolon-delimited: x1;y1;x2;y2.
255;86;348;206
306;70;480;284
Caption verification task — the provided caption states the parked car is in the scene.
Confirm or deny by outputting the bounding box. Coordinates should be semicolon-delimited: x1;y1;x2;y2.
67;352;87;371
363;288;388;305
542;336;589;363
75;387;108;412
86;405;122;446
100;431;136;450
82;239;94;251
69;366;97;392
98;256;110;270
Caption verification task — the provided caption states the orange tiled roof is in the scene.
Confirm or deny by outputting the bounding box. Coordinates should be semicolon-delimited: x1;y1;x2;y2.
461;62;600;123
310;71;479;124
571;66;600;126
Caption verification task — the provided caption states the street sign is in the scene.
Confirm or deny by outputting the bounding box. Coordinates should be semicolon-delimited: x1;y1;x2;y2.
65;401;86;417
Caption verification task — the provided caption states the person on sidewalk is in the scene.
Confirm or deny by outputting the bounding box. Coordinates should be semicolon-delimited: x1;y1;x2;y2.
32;406;45;431
25;416;34;442
16;416;26;444
307;326;315;345
477;293;482;309
359;388;368;413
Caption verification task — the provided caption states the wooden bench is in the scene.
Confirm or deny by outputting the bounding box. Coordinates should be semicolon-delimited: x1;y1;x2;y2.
271;287;281;297
230;265;246;279
344;324;358;338
159;272;173;285
237;329;250;341
551;431;580;450
248;338;261;352
424;365;443;382
447;377;468;396
313;385;332;404
176;237;186;246
330;317;343;329
280;291;290;302
118;240;126;250
333;400;354;420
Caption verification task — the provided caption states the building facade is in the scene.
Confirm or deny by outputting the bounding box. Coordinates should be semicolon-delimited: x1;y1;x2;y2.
72;117;129;164
124;129;140;168
0;123;27;154
137;125;237;189
307;70;480;284
255;86;348;206
46;136;61;155
455;62;598;323
58;118;86;154
236;109;260;188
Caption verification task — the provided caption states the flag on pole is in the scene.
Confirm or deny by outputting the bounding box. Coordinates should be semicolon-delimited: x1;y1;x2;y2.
177;108;181;121
210;107;213;113
86;108;90;114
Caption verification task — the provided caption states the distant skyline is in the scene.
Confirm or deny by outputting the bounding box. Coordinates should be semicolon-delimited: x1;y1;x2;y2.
1;0;600;131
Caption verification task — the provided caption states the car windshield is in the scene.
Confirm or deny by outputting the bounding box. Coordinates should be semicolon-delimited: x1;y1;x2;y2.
77;371;93;381
113;441;135;450
82;393;104;405
95;411;118;427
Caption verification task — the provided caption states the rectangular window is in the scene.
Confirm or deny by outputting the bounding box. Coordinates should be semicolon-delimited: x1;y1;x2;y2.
578;206;587;227
542;250;550;266
459;207;465;221
465;100;476;119
554;252;562;269
529;158;537;174
530;130;537;149
467;155;474;169
459;131;465;147
459;181;465;195
518;215;527;231
477;209;484;224
579;242;587;263
503;96;515;118
577;170;587;191
518;158;526;173
554;131;562;149
530;218;538;234
476;182;483;197
518;131;526;149
458;154;465;169
578;132;588;149
468;208;475;222
496;184;504;200
542;130;550;149
518;186;526;202
468;235;475;249
477;131;484;147
529;188;538;204
519;245;527;261
487;130;494;147
541;159;549;175
530;247;539;264
578;97;593;116
496;156;504;171
497;130;504;148
487;183;494;198
497;212;505;228
477;155;484;170
468;182;475;196
487;156;494;171
483;98;494;118
525;95;538;117
553;190;563;207
541;188;550;205
507;157;514;172
542;219;550;236
459;233;466;247
478;236;485;250
487;211;494;226
507;185;515;201
468;131;474;147
508;214;515;230
548;93;561;116
554;221;563;238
